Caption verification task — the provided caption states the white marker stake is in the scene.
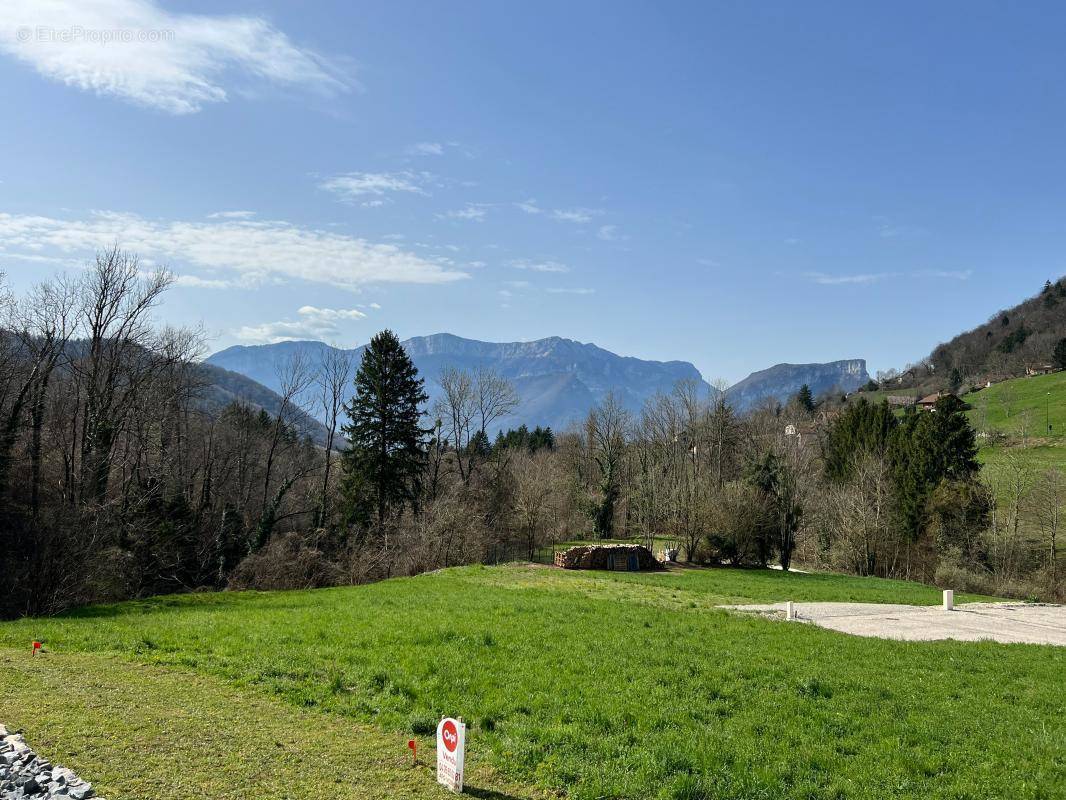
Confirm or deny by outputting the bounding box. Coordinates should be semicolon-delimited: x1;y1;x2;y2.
943;590;954;611
786;601;795;621
436;717;466;793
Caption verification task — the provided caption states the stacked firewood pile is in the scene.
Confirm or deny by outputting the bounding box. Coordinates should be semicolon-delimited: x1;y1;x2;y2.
553;544;662;571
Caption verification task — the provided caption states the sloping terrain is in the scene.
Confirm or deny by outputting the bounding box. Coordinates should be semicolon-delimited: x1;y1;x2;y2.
196;362;330;445
1;565;1060;800
725;359;870;411
929;278;1066;381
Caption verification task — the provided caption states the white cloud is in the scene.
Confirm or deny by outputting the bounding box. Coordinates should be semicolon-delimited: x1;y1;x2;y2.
915;269;972;280
516;200;605;225
172;274;232;289
0;0;347;114
207;210;256;220
0;210;468;289
546;287;595;295
804;269;972;286
803;271;900;286
510;259;570;273
237;305;367;344
319;171;427;201
597;224;625;241
440;205;487;222
551;208;602;224
407;142;444;156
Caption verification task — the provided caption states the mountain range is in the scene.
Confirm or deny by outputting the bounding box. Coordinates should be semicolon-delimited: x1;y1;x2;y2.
203;334;869;435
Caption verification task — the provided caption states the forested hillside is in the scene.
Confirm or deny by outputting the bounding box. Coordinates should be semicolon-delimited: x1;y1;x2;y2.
928;278;1066;384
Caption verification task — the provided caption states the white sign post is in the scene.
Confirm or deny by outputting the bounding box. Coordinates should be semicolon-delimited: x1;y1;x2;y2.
436;717;466;793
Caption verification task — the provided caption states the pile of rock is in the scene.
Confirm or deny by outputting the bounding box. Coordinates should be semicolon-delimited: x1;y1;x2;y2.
553;543;662;571
0;726;101;800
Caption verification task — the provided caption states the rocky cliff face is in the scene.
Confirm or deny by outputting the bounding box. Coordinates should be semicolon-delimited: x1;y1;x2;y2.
724;359;869;411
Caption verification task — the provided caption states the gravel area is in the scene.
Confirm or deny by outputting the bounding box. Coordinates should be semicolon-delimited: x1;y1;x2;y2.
724;601;1066;645
0;725;102;799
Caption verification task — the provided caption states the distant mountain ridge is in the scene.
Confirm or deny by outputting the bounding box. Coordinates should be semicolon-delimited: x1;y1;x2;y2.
195;362;330;445
725;359;870;411
207;334;712;435
205;334;869;433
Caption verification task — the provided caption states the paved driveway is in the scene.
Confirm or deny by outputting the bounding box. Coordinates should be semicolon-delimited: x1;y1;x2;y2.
725;602;1066;645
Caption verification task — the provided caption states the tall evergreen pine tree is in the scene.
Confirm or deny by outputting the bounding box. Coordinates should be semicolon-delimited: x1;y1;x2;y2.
341;330;428;534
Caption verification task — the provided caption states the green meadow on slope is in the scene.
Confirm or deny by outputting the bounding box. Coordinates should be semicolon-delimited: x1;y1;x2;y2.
2;565;1063;800
965;370;1066;441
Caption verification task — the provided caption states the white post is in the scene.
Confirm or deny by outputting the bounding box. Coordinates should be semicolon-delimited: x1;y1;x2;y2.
943;589;954;611
786;601;795;621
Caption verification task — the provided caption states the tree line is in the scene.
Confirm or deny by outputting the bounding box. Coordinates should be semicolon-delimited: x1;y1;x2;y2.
1;249;1060;618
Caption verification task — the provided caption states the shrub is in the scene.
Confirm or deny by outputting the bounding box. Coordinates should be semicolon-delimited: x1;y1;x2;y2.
228;533;345;591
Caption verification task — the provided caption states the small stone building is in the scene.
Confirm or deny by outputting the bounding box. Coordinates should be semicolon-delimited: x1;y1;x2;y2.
553;544;662;571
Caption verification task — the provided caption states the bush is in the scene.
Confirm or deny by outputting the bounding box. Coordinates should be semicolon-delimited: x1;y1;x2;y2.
228;533;345;591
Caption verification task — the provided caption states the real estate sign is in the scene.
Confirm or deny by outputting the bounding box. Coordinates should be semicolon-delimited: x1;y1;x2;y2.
436;717;466;792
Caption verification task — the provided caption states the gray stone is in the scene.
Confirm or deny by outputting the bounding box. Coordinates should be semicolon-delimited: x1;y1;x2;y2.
0;726;97;800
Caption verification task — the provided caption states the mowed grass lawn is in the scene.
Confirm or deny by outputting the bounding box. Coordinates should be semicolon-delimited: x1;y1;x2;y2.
1;565;1064;800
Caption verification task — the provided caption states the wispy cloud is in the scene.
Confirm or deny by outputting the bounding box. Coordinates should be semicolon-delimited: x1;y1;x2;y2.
546;287;595;295
406;142;444;156
237;304;369;344
804;269;973;286
873;215;924;239
440;204;488;222
319;171;427;202
0;0;348;114
803;271;900;285
551;207;602;224
510;259;570;273
0;210;468;289
515;200;605;225
172;274;234;289
597;224;625;242
915;269;972;280
207;210;256;220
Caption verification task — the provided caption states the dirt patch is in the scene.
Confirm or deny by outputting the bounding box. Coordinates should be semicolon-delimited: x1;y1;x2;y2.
724;601;1066;646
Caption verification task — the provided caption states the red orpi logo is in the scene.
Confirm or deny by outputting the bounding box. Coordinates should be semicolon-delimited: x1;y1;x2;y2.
441;719;459;753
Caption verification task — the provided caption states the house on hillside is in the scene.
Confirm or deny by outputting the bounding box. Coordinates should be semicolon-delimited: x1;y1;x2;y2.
784;421;818;445
917;390;963;410
895;368;917;385
1026;364;1058;376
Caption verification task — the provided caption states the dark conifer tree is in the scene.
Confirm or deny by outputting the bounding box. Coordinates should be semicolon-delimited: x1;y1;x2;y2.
340;330;428;534
822;398;897;482
796;384;815;412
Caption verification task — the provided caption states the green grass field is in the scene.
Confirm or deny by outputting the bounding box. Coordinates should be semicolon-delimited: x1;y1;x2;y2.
965;371;1066;441
2;565;1063;800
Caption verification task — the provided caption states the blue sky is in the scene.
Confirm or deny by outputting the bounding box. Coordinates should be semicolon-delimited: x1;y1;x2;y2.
1;1;1064;383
